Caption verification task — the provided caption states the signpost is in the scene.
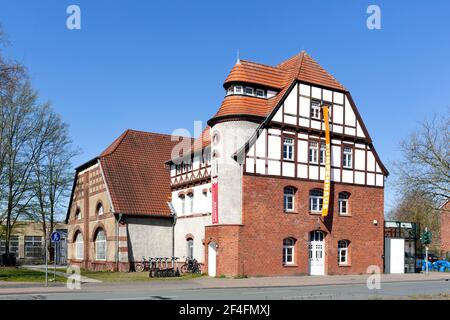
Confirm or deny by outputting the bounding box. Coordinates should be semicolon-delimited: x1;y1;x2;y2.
422;227;432;275
50;231;61;281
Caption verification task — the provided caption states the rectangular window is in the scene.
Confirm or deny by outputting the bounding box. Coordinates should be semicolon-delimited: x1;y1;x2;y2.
311;100;321;120
24;236;42;258
234;86;243;94
319;143;326;165
283;137;294;161
309;142;318;164
343;147;353;168
339;198;348;215
284;188;295;211
227;86;234;95
256;89;265;98
283;240;295;265
187;239;194;259
245;87;254;95
309;193;323;212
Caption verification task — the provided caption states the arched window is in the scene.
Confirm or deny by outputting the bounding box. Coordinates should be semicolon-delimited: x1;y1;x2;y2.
283;238;295;265
75;208;81;220
187;192;194;214
186;238;194;259
179;194;186;214
338;192;350;215
338;240;349;265
283;187;295;212
309;189;323;213
95;229;106;261
74;231;83;260
96;203;104;216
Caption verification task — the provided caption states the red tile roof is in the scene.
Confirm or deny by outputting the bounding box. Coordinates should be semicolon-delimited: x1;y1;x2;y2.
99;130;185;216
212;51;346;122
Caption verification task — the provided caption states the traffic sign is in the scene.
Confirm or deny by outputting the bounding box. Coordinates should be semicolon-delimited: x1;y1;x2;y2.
51;231;61;242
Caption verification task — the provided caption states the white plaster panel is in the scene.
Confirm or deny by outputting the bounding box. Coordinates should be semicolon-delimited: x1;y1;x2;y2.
268;128;281;136
333;104;343;124
298;164;308;178
345;97;356;126
367;152;375;172
367;173;375;186
284;115;296;125
299;96;310;118
273;108;283;122
376;174;384;187
297;140;308;163
256;159;266;174
268;160;281;176
333;125;343;134
323;89;332;102
282;162;295;177
300;84;310;96
299;118;309;128
284;86;298;115
356;122;365;138
255;130;266;157
311;120;321;130
246;158;254;173
355;171;365;185
331;145;341;167
309;166;319;180
312;86;321;99
331;168;341;182
355;149;365;171
345;127;356;136
334;92;344;105
342;170;353;183
268;135;281;159
319;167;325;180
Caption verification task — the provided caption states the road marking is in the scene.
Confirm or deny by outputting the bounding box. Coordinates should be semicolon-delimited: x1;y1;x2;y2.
242;290;293;295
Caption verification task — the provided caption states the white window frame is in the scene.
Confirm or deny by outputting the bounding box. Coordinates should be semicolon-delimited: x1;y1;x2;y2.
283;187;295;212
311;100;321;120
245;87;254;96
95;229;106;261
180;195;186;214
343;147;353;169
227;86;234;95
187;238;194;259
319;143;326;165
187;193;194;214
256;89;265;98
97;203;104;216
338;193;349;215
234;85;243;94
338;240;349;265
309;141;318;164
283;238;295;265
75;232;84;260
283;137;294;161
309;190;323;213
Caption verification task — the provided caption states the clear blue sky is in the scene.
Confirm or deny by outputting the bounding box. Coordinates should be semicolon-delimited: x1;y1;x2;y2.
1;0;449;213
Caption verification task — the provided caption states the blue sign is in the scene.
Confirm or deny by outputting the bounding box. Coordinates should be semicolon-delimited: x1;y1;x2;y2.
51;231;61;242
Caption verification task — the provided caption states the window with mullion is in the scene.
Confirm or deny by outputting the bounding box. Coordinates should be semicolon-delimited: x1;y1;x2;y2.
283;137;294;161
309;142;318;164
309;190;323;212
283;238;295;265
343;146;353;169
283;187;295;212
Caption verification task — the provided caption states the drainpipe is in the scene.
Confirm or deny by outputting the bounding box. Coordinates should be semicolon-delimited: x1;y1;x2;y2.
168;201;177;258
115;213;122;271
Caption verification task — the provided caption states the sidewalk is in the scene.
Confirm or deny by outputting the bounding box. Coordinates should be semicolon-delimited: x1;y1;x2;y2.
1;271;448;295
19;265;102;283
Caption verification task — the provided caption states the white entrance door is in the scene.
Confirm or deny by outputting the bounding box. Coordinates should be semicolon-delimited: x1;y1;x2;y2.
309;231;325;275
208;242;217;277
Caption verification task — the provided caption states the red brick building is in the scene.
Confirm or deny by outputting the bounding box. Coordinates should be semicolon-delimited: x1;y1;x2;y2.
68;51;388;276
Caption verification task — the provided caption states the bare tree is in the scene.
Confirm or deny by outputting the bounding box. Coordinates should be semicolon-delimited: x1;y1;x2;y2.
0;82;50;264
31;107;79;260
394;109;450;210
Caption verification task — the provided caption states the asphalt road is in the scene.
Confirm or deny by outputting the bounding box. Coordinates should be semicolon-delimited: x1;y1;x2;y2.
0;280;449;300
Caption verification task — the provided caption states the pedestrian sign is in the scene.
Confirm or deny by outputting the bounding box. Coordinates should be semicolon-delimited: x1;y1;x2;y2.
51;231;61;242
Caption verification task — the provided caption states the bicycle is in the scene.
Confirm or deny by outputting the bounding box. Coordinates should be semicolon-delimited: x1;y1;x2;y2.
134;256;149;272
180;257;201;274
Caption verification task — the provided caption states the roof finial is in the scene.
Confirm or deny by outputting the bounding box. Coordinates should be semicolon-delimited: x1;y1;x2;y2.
236;48;240;64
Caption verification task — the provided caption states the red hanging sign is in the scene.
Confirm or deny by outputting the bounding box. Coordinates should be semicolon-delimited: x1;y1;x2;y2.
212;178;219;224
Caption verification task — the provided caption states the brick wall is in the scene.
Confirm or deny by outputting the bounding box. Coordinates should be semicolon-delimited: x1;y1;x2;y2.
206;174;384;277
441;201;450;256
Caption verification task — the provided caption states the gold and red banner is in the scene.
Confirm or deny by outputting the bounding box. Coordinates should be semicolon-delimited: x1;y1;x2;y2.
212;177;219;224
322;105;331;217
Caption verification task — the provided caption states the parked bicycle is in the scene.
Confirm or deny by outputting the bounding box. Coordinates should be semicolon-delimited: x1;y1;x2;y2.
180;257;201;274
134;256;150;272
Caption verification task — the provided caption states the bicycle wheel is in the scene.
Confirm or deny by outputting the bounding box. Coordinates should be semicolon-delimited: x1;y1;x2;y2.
180;264;188;274
135;263;144;272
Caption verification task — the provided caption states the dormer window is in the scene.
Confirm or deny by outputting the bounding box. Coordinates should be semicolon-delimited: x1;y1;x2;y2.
311;100;321;120
245;87;254;95
256;89;265;98
234;86;243;94
227;87;233;95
